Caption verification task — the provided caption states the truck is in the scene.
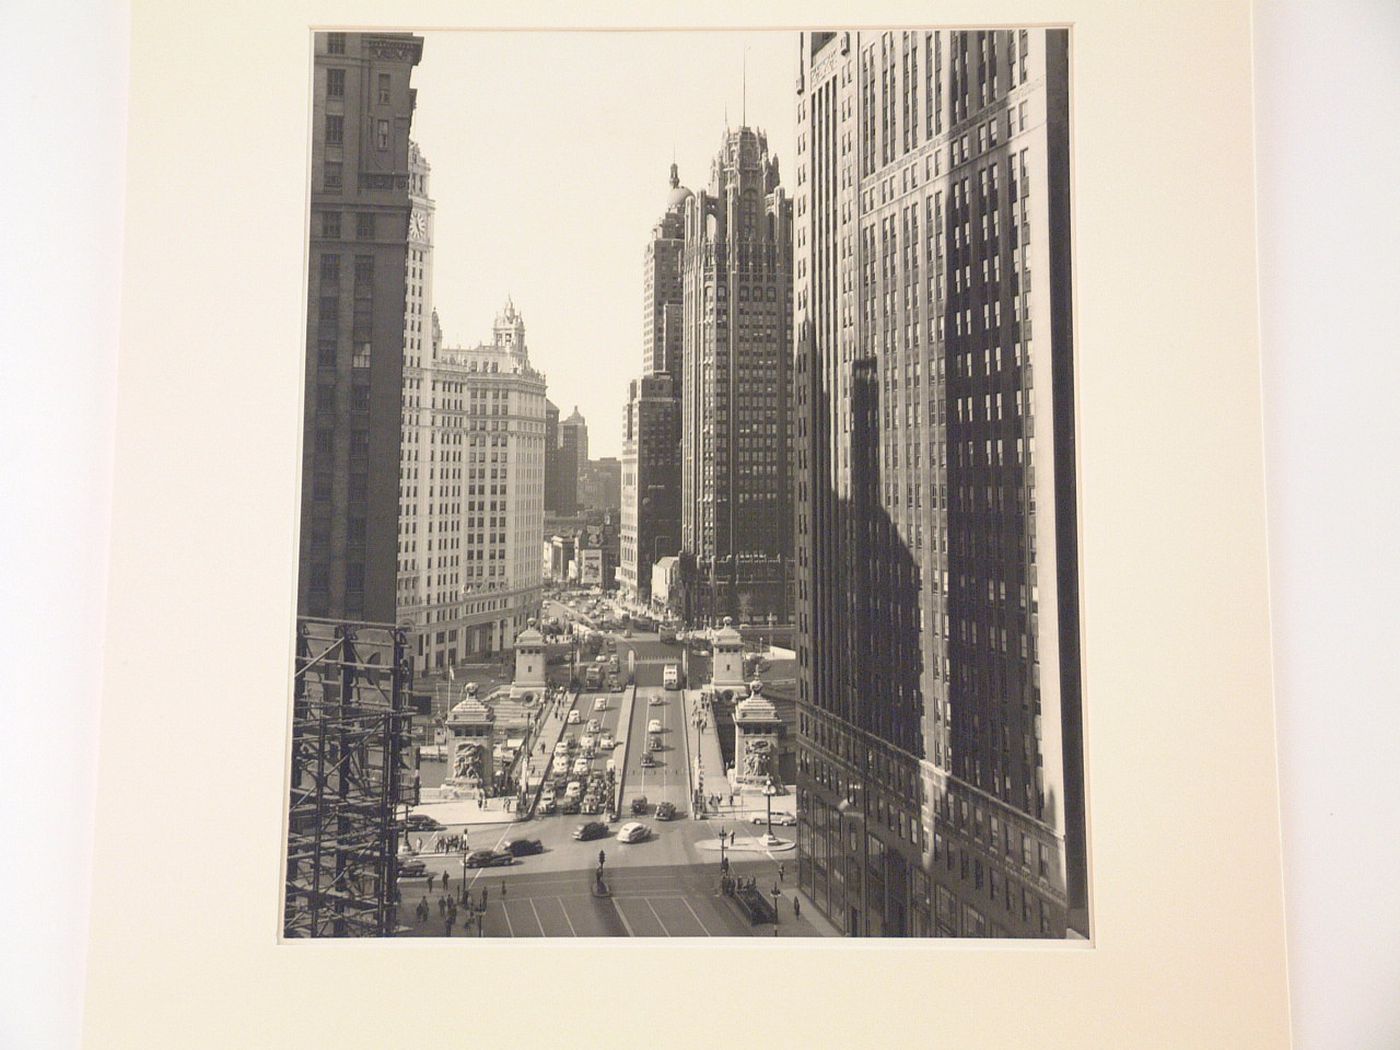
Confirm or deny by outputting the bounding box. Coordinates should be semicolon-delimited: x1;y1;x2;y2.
584;665;603;690
658;624;678;645
663;663;681;690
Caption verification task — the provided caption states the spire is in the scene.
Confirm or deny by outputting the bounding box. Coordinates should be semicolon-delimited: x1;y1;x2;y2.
742;46;747;126
670;161;679;189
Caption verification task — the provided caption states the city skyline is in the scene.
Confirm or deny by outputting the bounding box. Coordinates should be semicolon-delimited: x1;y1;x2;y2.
408;31;797;459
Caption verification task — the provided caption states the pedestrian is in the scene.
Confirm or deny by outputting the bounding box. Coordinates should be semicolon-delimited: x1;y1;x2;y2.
442;870;450;892
501;879;507;899
463;888;473;910
443;915;453;937
793;896;801;919
778;862;785;883
427;872;436;892
481;888;489;907
437;896;446;917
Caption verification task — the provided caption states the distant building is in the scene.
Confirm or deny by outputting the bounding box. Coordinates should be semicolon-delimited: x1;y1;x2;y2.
397;297;548;670
792;30;1085;939
544;399;578;515
299;31;424;624
621;164;688;605
560;405;589;475
579;456;621;513
679;126;794;625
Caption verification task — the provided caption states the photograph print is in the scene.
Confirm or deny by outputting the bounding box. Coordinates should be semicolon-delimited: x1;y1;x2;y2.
284;26;1086;941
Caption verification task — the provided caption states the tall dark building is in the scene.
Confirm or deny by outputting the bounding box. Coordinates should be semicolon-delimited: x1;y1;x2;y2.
299;31;424;623
792;29;1084;938
620;374;682;602
679;127;794;625
621;164;690;605
544;398;578;516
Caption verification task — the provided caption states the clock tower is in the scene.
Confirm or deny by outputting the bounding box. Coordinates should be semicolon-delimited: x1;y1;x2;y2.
397;140;437;644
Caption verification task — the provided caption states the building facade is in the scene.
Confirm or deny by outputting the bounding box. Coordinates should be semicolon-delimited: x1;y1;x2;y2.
544;399;578;516
559;406;589;476
679;127;794;625
299;31;423;623
792;29;1085;938
619;373;682;602
397;297;548;672
621;165;689;605
579;457;621;513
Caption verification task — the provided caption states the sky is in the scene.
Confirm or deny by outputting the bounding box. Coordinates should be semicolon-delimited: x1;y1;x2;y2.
409;31;799;459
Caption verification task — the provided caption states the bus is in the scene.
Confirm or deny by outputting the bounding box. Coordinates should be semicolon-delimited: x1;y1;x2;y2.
663;664;681;690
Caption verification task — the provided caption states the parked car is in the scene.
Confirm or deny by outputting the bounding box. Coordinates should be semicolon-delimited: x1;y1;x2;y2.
397;858;428;878
502;838;544;857
751;813;798;826
631;796;649;815
465;849;513;868
655;802;678;821
617;822;650;844
404;814;443;832
572;821;609;841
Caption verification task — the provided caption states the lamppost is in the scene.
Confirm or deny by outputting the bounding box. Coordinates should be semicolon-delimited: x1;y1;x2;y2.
762;775;779;846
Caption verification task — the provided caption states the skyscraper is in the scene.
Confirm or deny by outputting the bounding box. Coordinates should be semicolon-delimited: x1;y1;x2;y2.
299;31;423;624
397;295;548;671
792;29;1085;938
560;406;589;475
621;165;689;603
397;140;435;632
679;127;794;625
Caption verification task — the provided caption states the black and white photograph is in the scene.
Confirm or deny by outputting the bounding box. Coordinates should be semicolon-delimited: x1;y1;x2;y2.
284;26;1086;940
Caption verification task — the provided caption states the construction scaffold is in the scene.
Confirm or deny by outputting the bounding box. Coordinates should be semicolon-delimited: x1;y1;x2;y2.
284;618;414;938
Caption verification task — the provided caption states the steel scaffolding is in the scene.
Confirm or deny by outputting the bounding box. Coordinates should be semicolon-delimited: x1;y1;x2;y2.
284;619;413;938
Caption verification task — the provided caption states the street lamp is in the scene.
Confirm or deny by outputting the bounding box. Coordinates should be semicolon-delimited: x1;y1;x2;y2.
762;775;779;846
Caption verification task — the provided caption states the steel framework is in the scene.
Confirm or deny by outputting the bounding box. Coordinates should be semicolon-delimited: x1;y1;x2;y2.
284;619;413;938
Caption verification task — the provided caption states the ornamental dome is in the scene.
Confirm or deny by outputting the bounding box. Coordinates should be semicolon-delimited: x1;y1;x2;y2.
666;162;693;210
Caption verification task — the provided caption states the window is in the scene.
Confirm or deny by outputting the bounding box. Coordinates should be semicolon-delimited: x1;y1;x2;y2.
356;213;375;240
323;161;342;191
322;211;341;239
326;32;346;55
376;119;390;150
325;114;343;145
326;67;345;97
377;72;391;104
319;254;339;281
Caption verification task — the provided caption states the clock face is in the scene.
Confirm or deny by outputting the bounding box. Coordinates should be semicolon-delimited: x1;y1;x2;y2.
410;209;427;241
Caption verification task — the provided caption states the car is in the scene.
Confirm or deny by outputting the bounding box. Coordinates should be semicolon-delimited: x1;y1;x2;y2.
593;697;607;712
536;796;556;815
465;849;513;868
640;753;656;768
655;802;678;821
600;734;615;750
566;779;584;796
572;759;590;776
751;813;799;826
586;719;601;734
502;838;544;857
611;678;625;693
567;710;581;724
648;695;665;705
647;719;662;735
404;814;443;832
648;734;661;752
572;821;609;841
580;734;596;752
617;822;650;844
397;858;428;878
558;798;580;815
607;656;620;673
630;796;648;815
